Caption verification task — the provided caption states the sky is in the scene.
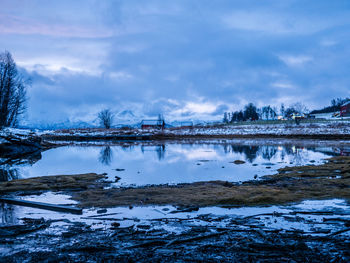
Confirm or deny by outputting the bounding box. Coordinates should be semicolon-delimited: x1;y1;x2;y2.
1;0;350;126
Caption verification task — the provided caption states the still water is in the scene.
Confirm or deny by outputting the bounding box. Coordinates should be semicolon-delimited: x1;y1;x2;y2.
1;139;346;186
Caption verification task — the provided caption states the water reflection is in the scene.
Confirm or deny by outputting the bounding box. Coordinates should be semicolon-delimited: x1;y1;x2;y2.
260;146;278;161
3;141;350;186
0;151;42;182
141;145;166;160
0;167;19;181
98;145;166;166
0;204;18;225
224;145;260;163
99;146;113;166
223;145;295;163
330;147;350;157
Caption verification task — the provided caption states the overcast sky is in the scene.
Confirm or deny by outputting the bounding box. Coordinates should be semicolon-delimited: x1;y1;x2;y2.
1;0;350;125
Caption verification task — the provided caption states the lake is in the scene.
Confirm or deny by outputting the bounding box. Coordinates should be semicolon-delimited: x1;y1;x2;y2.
1;138;350;259
1;139;347;186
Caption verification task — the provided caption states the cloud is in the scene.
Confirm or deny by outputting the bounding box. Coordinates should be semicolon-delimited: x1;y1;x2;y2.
0;13;113;38
278;55;313;67
271;82;295;89
1;0;350;126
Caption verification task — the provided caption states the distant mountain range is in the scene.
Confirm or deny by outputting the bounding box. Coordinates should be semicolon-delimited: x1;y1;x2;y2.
20;110;215;130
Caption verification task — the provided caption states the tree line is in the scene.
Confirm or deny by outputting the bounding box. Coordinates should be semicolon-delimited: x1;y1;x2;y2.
224;98;350;123
223;102;309;123
310;97;350;114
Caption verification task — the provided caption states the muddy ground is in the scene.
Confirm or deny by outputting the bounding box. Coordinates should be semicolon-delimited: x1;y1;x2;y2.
1;156;350;262
2;156;349;208
72;156;350;208
1;208;350;262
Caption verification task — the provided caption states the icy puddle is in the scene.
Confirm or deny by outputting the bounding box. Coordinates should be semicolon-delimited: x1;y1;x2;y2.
2;139;345;186
1;192;350;237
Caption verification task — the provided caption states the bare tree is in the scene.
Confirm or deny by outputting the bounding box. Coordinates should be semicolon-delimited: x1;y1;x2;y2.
0;51;28;128
291;102;309;115
98;109;114;129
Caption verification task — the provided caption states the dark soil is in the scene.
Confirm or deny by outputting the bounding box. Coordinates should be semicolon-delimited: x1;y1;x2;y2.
1;155;350;262
1;210;350;262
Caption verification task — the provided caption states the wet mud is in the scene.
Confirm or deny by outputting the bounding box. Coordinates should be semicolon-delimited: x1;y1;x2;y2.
1;208;350;262
1;155;350;262
72;156;350;208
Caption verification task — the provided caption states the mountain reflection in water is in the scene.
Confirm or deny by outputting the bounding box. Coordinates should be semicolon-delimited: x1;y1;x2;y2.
0;141;349;184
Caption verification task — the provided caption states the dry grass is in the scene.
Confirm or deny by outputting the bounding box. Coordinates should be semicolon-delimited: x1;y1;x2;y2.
2;156;350;208
73;156;350;208
0;173;108;193
72;178;350;208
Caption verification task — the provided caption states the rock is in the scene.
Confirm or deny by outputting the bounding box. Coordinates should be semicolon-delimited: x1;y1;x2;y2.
171;206;199;213
115;169;125;171
231;160;246;165
111;222;120;228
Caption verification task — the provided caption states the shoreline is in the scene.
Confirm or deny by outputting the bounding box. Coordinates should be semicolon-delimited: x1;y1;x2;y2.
1;156;349;208
1;139;350;261
42;132;350;142
39;121;350;142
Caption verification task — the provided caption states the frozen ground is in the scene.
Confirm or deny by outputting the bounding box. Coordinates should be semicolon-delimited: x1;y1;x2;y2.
31;120;350;142
2;120;350;143
1;195;350;262
165;121;350;136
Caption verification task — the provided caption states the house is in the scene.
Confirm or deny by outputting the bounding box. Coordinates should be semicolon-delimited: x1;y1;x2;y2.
340;102;350;117
141;120;165;130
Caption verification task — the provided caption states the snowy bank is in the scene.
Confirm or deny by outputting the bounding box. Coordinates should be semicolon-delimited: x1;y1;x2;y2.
39;121;350;141
164;121;350;137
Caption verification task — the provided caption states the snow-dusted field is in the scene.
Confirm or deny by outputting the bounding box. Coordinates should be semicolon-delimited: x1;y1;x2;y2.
2;120;350;143
165;121;350;136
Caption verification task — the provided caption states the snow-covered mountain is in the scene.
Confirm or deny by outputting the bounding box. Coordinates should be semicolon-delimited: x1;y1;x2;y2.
19;110;219;130
20;119;97;130
115;110;141;126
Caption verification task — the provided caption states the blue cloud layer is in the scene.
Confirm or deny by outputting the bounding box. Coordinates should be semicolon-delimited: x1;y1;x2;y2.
0;0;350;125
